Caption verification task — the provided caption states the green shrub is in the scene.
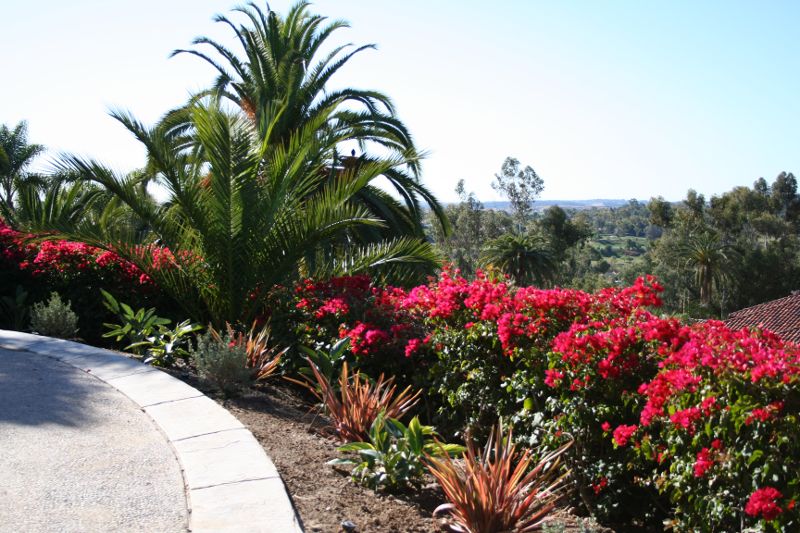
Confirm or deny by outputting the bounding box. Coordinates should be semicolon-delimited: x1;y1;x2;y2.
100;289;201;367
29;292;79;339
191;329;254;396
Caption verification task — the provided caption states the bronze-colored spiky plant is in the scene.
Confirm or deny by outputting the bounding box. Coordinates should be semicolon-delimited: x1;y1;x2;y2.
426;422;572;533
209;322;285;380
299;359;420;442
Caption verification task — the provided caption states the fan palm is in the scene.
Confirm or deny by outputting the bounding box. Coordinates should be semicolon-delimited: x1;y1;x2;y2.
0;121;46;211
169;1;448;237
20;101;439;326
480;233;556;287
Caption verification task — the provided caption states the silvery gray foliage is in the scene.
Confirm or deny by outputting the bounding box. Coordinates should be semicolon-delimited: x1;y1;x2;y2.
190;330;253;396
30;292;79;339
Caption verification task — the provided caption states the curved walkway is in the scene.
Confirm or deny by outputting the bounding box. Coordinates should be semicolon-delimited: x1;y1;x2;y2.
0;330;303;533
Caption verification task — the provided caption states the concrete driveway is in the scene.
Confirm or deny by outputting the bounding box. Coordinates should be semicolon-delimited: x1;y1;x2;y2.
0;347;188;532
0;331;303;533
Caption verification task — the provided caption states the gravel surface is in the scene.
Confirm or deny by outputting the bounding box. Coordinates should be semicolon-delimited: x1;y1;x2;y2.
0;348;188;533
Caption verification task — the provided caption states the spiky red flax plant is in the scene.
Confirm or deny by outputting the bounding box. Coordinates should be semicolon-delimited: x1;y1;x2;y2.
301;360;421;442
426;423;572;533
210;322;286;380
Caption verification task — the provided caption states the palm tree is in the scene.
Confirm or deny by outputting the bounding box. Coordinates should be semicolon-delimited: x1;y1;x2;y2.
20;101;440;326
169;1;448;237
680;232;735;307
0;121;45;211
480;233;556;287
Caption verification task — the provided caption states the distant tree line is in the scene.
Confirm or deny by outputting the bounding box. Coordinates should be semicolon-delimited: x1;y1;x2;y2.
427;163;800;319
643;172;800;317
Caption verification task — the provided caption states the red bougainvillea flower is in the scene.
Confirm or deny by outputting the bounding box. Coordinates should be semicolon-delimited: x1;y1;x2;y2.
745;401;784;425
745;487;784;520
592;476;608;495
404;338;423;358
612;424;637;446
669;407;701;432
693;448;714;477
544;369;565;387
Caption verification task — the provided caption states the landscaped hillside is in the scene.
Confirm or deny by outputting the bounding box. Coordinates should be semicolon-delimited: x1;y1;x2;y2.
2;2;800;532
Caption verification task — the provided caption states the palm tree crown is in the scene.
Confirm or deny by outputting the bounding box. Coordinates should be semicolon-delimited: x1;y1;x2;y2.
480;233;556;287
22;101;439;326
170;1;448;237
680;232;735;307
0;121;45;211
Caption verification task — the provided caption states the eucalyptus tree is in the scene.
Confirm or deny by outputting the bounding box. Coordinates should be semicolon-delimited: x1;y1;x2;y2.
426;179;514;275
21;101;439;326
0;121;45;212
169;1;448;238
491;157;543;232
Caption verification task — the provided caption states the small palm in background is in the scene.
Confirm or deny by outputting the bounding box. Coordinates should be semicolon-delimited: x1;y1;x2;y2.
481;233;556;287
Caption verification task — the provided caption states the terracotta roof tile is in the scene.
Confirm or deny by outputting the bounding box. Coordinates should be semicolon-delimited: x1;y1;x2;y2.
725;292;800;343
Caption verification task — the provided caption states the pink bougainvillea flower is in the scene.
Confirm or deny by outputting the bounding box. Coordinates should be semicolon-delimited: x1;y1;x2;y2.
745;487;783;520
612;424;637;447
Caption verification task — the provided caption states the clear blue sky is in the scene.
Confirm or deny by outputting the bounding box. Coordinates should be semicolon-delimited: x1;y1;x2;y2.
2;1;798;202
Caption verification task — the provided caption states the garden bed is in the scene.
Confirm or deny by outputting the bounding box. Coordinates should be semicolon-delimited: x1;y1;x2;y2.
167;369;609;532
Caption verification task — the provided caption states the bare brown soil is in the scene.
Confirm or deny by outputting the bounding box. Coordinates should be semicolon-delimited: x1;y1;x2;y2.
168;369;610;532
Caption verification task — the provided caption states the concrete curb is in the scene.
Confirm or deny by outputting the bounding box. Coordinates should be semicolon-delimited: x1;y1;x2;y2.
0;330;304;533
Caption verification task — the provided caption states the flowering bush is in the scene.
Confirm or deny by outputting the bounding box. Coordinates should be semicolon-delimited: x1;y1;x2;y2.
277;267;800;530
0;220;175;342
543;309;676;523
266;274;424;383
632;321;800;531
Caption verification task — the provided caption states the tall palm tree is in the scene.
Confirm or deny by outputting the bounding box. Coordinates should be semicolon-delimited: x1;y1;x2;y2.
480;233;556;287
680;232;735;307
169;1;448;237
0;121;45;211
21;101;440;326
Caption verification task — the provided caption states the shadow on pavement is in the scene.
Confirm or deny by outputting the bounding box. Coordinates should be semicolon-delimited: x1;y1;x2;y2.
0;348;95;427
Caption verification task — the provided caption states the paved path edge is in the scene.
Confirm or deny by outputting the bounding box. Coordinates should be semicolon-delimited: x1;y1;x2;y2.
0;330;304;533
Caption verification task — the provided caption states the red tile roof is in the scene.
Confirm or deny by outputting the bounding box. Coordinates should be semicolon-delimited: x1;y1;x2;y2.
725;292;800;343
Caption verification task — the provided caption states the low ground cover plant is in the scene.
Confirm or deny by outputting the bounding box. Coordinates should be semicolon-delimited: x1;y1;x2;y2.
296;359;421;442
191;328;254;396
192;323;286;396
331;412;464;491
295;338;350;394
100;289;202;367
219;322;286;381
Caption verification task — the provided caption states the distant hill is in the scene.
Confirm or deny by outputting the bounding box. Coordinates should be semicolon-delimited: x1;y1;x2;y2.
477;199;647;212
